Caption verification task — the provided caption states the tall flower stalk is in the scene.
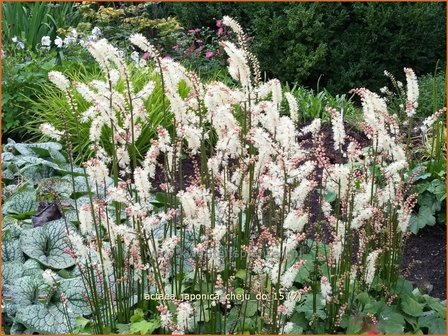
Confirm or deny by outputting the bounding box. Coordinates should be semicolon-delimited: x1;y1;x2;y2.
40;17;440;334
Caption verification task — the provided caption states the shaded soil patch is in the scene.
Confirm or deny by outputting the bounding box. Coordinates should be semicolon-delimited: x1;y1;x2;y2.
151;123;446;299
401;225;446;299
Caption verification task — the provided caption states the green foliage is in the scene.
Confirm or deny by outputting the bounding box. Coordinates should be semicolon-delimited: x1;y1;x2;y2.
1;217;89;334
2;186;37;220
418;71;446;118
2;44;98;141
331;281;447;334
2;2;81;51
128;309;161;335
169;26;230;82
2;51;56;140
73;2;182;51
409;164;446;234
161;2;445;93
2;140;70;188
286;85;359;122
26;64;171;164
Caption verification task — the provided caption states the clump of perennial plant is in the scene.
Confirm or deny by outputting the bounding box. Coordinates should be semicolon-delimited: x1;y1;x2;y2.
41;17;442;334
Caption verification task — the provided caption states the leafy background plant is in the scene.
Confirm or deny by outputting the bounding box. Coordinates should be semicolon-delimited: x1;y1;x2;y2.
158;2;446;94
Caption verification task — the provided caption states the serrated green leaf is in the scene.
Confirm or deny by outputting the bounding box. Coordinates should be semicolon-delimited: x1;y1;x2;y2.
130;308;145;323
296;293;326;319
427;179;446;201
20;220;75;269
394;277;414;296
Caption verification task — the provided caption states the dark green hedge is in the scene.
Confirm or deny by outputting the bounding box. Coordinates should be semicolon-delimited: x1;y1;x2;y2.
158;2;446;94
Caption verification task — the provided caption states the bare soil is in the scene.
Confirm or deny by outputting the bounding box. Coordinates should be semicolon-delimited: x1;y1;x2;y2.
153;122;446;300
401;225;446;299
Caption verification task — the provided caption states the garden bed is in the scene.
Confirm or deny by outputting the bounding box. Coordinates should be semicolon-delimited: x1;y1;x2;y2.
401;225;446;300
2;4;446;334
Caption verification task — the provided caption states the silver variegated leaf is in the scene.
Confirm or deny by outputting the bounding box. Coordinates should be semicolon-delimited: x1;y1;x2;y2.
2;239;25;263
15;278;90;334
20;219;75;269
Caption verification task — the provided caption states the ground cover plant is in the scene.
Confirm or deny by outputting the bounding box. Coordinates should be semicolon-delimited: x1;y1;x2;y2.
2;14;446;335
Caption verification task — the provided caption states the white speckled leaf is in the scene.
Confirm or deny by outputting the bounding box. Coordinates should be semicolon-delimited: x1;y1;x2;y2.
22;259;44;277
2;239;25;262
28;142;63;152
15;278;90;334
2;189;37;216
2;261;25;286
11;276;49;309
20;220;75;269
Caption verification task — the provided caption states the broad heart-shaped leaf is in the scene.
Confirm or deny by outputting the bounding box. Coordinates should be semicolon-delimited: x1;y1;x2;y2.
15;155;61;171
346;315;363;334
10;321;34;335
15;278;91;334
62;175;90;195
2;239;25;262
11;275;49;309
377;306;405;334
296;293;326;320
20;219;75;269
14;143;36;156
2;261;25;286
401;295;424;317
2;188;37;218
409;205;436;234
130;319;161;334
427;179;446;202
23;259;44;277
422;295;446;318
418;311;447;334
23;165;56;185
